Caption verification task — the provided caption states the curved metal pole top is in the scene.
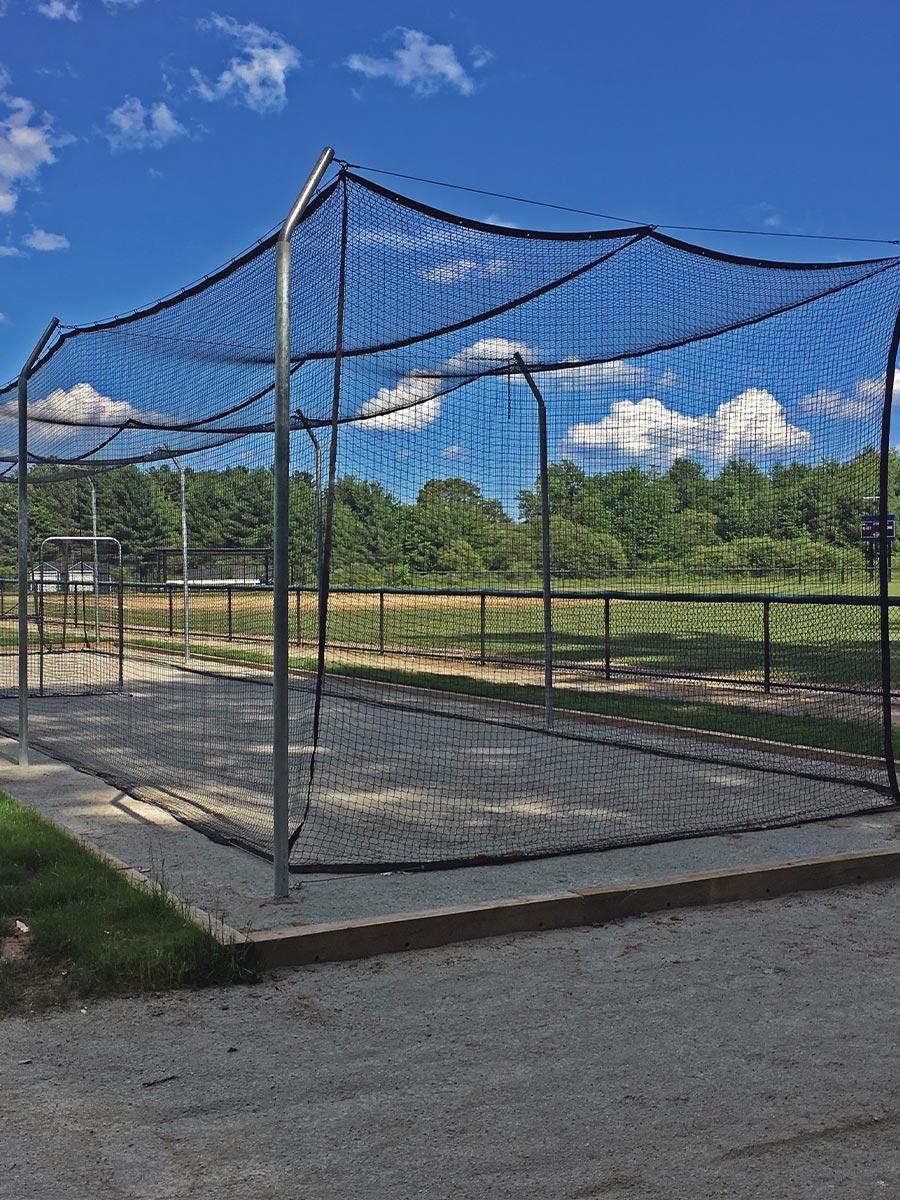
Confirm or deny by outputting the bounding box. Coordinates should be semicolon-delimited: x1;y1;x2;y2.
19;317;60;385
279;147;335;244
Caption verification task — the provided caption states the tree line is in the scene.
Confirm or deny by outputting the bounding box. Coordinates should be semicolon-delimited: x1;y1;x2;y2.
0;449;893;584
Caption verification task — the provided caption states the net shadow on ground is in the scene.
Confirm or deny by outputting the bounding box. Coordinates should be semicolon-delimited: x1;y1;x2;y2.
0;653;891;872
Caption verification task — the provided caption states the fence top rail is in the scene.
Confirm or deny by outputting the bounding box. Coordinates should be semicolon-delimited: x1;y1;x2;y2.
15;579;892;606
2;575;896;605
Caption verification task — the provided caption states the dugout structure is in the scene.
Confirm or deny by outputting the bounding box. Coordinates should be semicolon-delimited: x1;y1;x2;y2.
3;147;900;896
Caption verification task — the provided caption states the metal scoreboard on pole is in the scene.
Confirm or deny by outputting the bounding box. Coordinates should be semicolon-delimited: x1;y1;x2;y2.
860;514;897;541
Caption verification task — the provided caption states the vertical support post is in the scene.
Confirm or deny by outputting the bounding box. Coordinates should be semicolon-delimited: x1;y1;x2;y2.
179;462;189;664
37;555;45;699
762;599;771;694
272;146;334;899
479;591;487;666
514;354;554;729
378;589;385;654
17;317;58;766
90;478;101;651
227;586;234;642
168;586;174;636
604;596;612;681
117;543;124;689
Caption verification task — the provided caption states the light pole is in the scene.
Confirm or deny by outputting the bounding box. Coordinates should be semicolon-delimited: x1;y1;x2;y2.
156;446;190;664
73;468;101;651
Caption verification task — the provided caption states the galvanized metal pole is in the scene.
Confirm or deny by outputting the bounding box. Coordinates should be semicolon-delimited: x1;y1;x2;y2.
179;461;189;663
90;478;101;651
514;354;554;729
17;318;59;767
273;146;334;899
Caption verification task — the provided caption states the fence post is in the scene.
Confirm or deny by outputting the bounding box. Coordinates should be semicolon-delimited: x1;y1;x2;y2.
295;587;301;650
168;585;174;637
479;591;487;666
227;586;233;642
604;596;612;681
379;590;385;654
762;599;771;694
514;354;554;728
117;573;124;688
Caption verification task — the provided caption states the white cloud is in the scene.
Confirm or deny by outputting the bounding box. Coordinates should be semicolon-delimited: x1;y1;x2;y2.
657;368;680;389
0;312;7;323
470;45;493;70
443;337;536;377
36;0;79;20
564;388;811;468
347;28;475;96
0;244;20;256
799;376;885;421
3;381;159;424
0;71;67;215
441;443;469;460
105;97;185;151
357;337;536;431
192;15;300;113
23;227;68;251
555;358;648;391
102;0;142;8
420;257;506;284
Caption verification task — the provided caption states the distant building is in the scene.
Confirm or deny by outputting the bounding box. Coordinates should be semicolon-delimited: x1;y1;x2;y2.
33;563;62;593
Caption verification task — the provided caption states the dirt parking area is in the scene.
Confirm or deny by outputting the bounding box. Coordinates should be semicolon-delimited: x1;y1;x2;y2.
4;880;900;1199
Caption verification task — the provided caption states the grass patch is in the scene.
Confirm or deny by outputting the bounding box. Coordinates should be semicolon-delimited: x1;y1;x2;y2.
130;634;884;757
0;793;253;1015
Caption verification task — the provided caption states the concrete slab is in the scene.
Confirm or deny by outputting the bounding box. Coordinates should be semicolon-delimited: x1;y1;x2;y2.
1;733;898;940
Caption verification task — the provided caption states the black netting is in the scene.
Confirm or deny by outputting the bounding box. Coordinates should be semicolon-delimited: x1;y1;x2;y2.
1;169;899;870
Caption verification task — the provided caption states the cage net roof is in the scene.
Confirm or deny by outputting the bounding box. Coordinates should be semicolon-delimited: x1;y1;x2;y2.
3;169;900;476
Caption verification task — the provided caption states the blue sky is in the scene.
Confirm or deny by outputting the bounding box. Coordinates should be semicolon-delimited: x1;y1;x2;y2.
2;0;900;482
3;0;900;364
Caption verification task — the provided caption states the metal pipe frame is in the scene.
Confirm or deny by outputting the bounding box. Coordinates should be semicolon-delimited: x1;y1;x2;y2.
178;460;189;663
513;354;555;728
72;468;102;652
273;146;334;899
17;317;60;766
154;446;191;664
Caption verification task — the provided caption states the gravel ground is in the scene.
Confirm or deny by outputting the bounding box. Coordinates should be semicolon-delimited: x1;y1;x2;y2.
4;881;900;1199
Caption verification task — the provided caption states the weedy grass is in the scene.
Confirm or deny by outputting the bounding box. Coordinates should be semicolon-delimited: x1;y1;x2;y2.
0;793;253;1014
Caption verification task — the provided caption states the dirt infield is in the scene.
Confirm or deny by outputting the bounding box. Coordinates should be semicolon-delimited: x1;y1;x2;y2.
5;879;900;1199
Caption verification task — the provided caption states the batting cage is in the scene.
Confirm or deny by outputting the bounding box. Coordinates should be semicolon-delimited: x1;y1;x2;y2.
2;151;900;892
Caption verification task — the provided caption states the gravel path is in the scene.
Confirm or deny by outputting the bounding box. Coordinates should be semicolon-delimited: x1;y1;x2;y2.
4;881;900;1199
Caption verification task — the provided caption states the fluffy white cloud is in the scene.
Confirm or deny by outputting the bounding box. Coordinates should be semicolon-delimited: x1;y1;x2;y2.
555;358;648;391
357;337;537;431
23;228;68;251
36;0;79;19
470;45;493;70
441;443;469;460
420;257;506;284
564;388;811;468
3;381;159;425
0;244;20;255
105;97;185;151
102;0;142;8
799;376;884;421
0;71;67;215
347;29;475;96
192;16;300;113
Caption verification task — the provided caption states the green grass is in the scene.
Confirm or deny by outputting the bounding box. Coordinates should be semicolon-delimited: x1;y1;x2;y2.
112;585;900;690
129;635;885;757
0;793;252;1014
